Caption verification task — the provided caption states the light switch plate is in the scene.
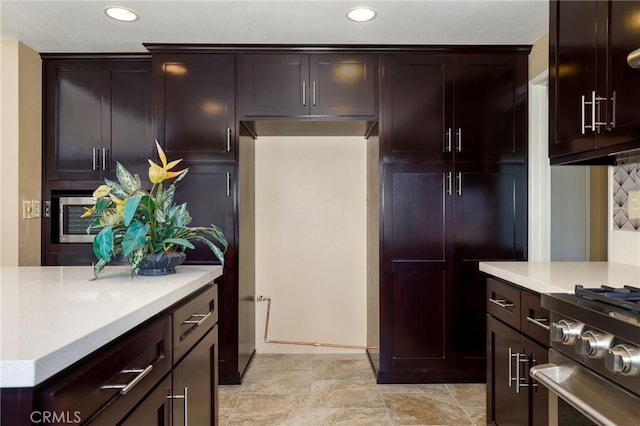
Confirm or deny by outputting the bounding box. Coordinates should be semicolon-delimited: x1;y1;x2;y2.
22;200;32;219
32;200;41;218
629;191;640;220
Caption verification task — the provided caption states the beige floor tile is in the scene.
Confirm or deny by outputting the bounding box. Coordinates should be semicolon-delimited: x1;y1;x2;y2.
250;353;314;371
229;393;311;425
445;384;486;408
219;385;242;409
312;356;375;381
378;383;450;394
383;393;474;425
308;407;393;425
462;406;487;426
310;379;385;409
243;368;313;394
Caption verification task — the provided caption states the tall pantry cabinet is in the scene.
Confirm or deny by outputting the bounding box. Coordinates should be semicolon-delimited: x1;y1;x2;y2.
371;50;528;383
150;49;255;386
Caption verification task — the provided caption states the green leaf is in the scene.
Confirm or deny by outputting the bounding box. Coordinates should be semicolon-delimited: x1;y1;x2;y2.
163;238;195;250
187;235;225;265
94;197;111;215
156;208;166;223
122;221;149;257
116;162;140;194
93;226;113;260
92;257;108;280
104;178;128;199
127;247;147;275
123;194;143;226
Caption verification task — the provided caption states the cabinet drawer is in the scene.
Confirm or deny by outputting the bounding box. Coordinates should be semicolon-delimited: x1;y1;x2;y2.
520;291;550;346
487;278;520;329
40;315;171;425
171;284;217;363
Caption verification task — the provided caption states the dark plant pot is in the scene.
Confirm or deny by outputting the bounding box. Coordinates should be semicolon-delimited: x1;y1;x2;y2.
137;252;186;276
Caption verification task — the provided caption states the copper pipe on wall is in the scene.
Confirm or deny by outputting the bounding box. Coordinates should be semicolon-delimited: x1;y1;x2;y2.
257;296;379;350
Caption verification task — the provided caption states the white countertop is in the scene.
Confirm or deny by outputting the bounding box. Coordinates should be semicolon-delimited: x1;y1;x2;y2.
0;265;222;388
479;261;640;294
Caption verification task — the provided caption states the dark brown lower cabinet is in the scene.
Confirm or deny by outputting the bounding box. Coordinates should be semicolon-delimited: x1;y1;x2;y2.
121;376;172;426
487;316;548;426
0;284;218;426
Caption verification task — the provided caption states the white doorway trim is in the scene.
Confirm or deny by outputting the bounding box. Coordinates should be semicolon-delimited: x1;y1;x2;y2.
528;70;550;261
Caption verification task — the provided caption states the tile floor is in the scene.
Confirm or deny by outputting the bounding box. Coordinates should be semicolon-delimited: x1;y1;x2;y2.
218;354;486;425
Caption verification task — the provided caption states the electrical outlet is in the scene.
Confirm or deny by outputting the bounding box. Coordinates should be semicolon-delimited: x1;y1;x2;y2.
629;191;640;220
22;200;32;219
32;200;41;218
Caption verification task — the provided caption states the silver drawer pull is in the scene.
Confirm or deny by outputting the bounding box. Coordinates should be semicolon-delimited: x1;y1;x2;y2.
101;364;153;395
183;311;211;326
488;298;515;309
526;316;550;331
167;387;188;426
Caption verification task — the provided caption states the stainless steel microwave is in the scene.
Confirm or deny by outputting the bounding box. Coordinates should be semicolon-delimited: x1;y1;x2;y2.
58;196;97;243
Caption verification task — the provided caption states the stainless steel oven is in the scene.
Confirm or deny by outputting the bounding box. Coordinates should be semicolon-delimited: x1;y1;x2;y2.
58;196;97;243
531;286;640;426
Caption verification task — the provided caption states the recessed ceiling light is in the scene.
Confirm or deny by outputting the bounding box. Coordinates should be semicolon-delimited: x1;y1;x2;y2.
346;7;377;23
104;6;138;22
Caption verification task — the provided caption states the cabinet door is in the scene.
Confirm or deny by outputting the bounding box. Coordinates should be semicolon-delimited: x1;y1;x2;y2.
487;316;528;426
154;54;235;162
309;54;376;117
454;164;526;377
603;1;640;148
239;54;309;117
549;0;599;158
120;375;171;426
380;164;455;374
522;336;548;426
453;54;527;163
106;61;152;179
45;60;103;180
174;164;235;264
381;55;453;163
172;327;217;426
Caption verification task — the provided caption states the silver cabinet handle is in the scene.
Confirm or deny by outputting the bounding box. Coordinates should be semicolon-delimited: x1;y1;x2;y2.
526;316;550;331
92;147;98;171
611;91;616;129
102;148;108;171
591;90;597;132
101;364;153;395
183;311;212;326
456;172;462;196
508;349;525;394
167;387;188;426
456;128;462;152
508;348;515;388
488;298;514;309
312;81;317;106
515;351;521;394
581;95;586;135
302;81;306;106
226;172;231;197
445;128;452;152
446;172;452;196
226;128;232;152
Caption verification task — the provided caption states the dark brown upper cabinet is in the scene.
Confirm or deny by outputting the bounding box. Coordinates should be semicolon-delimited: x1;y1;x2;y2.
44;58;152;181
381;54;526;164
550;0;640;164
153;54;235;162
239;54;377;119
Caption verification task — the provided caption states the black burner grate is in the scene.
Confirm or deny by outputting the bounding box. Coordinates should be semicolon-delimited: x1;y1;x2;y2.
575;285;640;314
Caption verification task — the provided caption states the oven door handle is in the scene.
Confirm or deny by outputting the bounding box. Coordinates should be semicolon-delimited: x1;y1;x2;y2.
531;360;640;426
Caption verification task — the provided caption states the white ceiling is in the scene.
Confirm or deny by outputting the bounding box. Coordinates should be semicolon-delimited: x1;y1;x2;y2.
0;0;549;53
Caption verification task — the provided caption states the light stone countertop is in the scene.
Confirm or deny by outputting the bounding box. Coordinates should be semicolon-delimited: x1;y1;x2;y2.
0;265;222;388
479;261;640;294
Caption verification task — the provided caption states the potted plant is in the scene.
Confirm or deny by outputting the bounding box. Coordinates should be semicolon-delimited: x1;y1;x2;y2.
82;141;227;279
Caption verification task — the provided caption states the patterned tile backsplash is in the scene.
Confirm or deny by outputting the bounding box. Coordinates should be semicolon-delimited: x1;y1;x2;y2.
613;160;640;231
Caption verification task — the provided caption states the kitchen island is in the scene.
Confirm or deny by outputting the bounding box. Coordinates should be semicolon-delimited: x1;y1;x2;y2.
0;265;222;425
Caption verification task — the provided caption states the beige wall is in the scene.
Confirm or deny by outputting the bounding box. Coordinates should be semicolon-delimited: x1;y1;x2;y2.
529;32;549;80
1;41;42;266
255;136;367;353
1;41;20;266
